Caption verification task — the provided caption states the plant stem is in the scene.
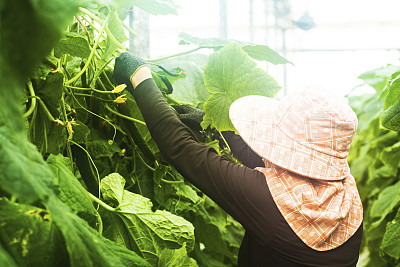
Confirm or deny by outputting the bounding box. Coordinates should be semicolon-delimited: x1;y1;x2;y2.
105;104;146;125
23;81;37;118
219;131;231;152
28;96;57;122
164;94;184;105
78;7;126;50
73;93;114;102
147;46;213;62
122;23;136;36
90;58;114;89
136;148;155;172
88;192;116;212
161;178;184;184
69;92;117;143
95;212;103;234
65;12;111;85
66;85;116;94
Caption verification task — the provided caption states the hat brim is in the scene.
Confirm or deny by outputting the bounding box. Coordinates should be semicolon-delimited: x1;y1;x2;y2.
229;95;349;180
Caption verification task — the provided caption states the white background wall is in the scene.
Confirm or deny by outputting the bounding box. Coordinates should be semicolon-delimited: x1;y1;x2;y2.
146;0;400;96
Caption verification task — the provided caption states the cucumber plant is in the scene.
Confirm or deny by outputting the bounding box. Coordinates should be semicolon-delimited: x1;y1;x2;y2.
0;0;287;266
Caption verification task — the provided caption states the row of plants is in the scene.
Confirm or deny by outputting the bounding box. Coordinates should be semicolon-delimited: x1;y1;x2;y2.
0;0;289;266
347;63;400;266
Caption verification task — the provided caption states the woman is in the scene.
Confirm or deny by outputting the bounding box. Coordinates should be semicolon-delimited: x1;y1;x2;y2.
113;52;363;266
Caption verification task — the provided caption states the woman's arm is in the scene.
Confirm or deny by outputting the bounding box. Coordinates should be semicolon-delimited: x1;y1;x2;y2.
222;131;264;169
130;74;276;245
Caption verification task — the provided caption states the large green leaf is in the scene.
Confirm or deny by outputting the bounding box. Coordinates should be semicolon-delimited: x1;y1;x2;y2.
46;196;151;267
101;173;195;266
383;74;400;109
0;199;69;267
179;32;291;65
158;243;198;267
0;0;80;202
381;74;400;131
54;32;92;59
381;207;400;259
155;54;209;108
370;181;400;219
0;126;54;203
201;43;281;131
358;64;400;92
193;198;243;265
381;101;400;131
46;154;98;224
380;141;400;175
0;243;17;267
100;10;128;68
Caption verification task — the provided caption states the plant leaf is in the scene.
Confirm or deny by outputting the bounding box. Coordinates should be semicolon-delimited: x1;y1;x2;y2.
0;199;69;266
201;43;281;131
179;32;291;65
381;207;400;259
0;126;54;203
29;72;67;154
46;196;151;267
381;100;400;131
47;154;97;224
87;139;122;158
54;32;91;59
118;0;179;15
100;10;128;67
370;181;400;219
100;173;195;266
158;243;198;267
358;64;400;92
155;54;209;108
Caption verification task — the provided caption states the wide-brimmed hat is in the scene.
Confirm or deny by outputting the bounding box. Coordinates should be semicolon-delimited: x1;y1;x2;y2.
229;89;358;181
229;89;363;251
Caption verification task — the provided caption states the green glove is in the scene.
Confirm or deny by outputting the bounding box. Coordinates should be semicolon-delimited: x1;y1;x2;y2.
172;105;205;132
113;52;149;94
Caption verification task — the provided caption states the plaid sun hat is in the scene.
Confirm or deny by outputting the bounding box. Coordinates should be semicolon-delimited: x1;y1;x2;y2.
229;89;363;251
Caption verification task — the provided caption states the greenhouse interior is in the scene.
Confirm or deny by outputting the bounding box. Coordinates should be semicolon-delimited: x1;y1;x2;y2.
1;0;400;266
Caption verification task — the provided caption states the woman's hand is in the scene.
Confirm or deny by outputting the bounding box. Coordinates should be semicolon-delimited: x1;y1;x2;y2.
113;52;152;94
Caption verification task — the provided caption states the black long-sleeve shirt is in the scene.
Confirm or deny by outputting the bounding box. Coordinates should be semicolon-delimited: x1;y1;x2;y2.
133;78;362;267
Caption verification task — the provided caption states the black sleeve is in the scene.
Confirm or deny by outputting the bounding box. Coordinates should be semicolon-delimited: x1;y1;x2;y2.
221;131;264;169
132;79;278;244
